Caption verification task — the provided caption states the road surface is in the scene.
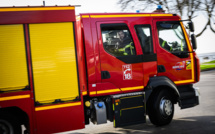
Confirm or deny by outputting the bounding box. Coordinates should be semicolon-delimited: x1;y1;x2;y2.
60;70;215;134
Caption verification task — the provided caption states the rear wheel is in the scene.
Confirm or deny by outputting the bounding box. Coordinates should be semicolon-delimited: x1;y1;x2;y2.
148;89;174;126
0;115;21;134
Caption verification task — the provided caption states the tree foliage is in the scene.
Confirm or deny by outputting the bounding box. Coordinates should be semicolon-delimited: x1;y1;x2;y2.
118;0;215;37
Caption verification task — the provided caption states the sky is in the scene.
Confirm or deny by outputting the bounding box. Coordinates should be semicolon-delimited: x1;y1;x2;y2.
0;0;214;54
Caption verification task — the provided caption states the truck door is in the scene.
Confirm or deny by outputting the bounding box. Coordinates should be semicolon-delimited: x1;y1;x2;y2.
96;22;144;95
153;19;195;84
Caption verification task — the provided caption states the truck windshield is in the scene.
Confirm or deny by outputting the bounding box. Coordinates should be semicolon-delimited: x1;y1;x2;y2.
157;21;188;54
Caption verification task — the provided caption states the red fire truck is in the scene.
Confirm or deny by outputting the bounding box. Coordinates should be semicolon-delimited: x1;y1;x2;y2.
0;6;200;134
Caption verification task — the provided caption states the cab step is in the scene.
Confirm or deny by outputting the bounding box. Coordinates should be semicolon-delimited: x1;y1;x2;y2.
178;85;200;109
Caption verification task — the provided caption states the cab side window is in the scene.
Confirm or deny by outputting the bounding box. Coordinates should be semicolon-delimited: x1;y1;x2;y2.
101;23;136;56
135;25;153;54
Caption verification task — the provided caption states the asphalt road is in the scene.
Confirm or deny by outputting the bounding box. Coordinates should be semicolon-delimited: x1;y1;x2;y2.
62;70;215;134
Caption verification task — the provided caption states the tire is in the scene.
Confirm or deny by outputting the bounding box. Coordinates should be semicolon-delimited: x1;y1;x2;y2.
0;115;21;134
147;89;174;126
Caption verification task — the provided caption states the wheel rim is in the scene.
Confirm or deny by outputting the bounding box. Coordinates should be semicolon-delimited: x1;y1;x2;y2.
0;119;13;134
159;97;173;118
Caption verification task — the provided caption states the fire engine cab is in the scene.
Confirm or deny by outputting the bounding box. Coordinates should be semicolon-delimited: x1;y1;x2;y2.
0;6;200;134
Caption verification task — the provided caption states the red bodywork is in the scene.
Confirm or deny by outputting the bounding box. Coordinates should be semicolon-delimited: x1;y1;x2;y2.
0;7;85;134
0;8;200;133
78;13;200;97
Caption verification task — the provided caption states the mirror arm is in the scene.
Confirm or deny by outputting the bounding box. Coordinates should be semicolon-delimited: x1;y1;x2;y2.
180;19;191;22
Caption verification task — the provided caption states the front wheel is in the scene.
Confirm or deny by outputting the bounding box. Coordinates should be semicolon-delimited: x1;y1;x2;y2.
0;115;21;134
147;89;174;126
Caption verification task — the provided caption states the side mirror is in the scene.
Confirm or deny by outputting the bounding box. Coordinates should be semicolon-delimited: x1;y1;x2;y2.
191;34;197;50
188;21;195;32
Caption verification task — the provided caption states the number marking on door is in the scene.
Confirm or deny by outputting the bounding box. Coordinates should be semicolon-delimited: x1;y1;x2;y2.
122;64;132;80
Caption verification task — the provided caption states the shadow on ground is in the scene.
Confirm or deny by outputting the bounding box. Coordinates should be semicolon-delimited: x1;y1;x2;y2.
70;116;215;134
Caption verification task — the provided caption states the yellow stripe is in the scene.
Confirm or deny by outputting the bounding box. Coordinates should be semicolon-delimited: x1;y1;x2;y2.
0;94;30;101
92;86;144;95
82;15;90;18
88;86;144;96
180;22;192;52
89;14;172;18
35;102;81;111
0;7;75;12
82;91;87;95
90;14;150;18
181;21;194;80
121;95;142;100
151;14;173;17
97;89;121;94
174;22;195;84
174;79;194;84
90;91;96;95
121;106;143;111
121;86;144;91
181;23;195;81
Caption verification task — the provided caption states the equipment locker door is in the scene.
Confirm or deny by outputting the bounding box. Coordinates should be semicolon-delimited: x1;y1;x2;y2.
29;22;84;133
96;22;144;95
0;24;29;92
153;19;195;84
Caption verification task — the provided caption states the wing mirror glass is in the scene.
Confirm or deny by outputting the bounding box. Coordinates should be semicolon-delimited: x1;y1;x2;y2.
188;21;195;32
191;34;197;50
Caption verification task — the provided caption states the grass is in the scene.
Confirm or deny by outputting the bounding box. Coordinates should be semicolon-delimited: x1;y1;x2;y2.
200;64;215;70
200;60;215;71
202;60;215;64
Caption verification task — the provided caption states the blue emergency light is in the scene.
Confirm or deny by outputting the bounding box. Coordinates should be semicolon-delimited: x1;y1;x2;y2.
157;5;162;10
